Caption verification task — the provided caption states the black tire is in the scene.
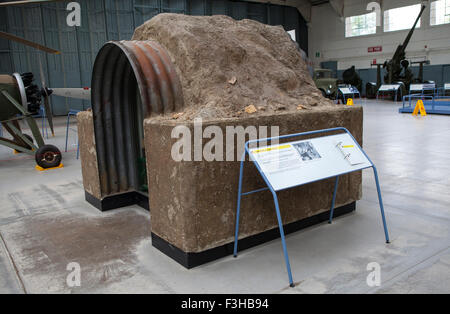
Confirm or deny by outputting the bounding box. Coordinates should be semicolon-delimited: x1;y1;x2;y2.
35;144;62;169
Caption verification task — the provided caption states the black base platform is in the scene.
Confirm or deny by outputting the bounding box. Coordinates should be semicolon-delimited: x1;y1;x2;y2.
151;201;356;269
85;191;149;212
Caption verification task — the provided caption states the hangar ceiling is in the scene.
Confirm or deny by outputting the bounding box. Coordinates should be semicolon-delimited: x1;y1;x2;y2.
248;0;342;22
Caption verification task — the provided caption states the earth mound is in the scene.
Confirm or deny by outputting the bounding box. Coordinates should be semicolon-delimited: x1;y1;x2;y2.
132;13;336;121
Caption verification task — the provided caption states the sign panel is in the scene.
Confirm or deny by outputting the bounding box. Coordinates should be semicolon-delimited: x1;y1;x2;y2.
368;46;382;53
339;87;352;94
410;84;423;91
339;85;359;95
445;83;450;90
410;83;436;91
249;133;371;191
378;84;400;91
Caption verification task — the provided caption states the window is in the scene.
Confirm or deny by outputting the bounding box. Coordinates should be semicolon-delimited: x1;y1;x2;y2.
345;12;376;37
314;70;332;79
384;4;422;32
431;0;450;25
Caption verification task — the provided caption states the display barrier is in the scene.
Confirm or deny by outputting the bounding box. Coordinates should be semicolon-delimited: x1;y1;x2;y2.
335;85;361;104
400;94;450;115
233;127;390;287
409;83;435;95
65;109;81;159
436;83;450;96
434;83;450;96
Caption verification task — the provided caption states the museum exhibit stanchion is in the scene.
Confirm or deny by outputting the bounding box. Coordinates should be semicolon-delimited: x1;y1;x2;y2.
233;127;390;287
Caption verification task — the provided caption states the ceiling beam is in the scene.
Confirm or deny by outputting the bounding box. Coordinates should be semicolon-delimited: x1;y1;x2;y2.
245;0;312;22
328;0;344;17
0;0;65;7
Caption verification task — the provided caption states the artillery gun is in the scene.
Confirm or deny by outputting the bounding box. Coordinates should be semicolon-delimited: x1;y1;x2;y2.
366;63;383;99
366;4;427;99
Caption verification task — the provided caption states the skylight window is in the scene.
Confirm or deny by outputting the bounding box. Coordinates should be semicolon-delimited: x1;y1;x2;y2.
345;12;376;37
384;4;422;32
431;0;450;25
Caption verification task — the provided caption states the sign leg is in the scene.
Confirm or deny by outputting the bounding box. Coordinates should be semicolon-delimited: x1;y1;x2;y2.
328;176;339;224
271;190;295;287
65;113;71;152
372;167;390;243
233;154;246;257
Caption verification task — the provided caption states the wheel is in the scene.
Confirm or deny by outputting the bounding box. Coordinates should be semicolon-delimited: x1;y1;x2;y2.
35;144;62;169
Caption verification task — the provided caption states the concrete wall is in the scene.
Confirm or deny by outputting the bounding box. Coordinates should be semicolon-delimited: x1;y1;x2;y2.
309;0;450;71
144;106;363;253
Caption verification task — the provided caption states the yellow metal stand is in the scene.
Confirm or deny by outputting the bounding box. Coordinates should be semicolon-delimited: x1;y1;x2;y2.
412;100;427;116
35;163;64;171
346;98;354;106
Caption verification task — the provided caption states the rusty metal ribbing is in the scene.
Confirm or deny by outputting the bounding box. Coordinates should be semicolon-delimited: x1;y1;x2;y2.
91;40;184;196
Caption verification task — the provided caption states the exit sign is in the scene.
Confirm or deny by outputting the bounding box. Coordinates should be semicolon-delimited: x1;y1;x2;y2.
368;46;382;53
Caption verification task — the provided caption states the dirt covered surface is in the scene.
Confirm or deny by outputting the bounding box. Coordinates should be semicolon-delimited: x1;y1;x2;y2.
132;13;338;121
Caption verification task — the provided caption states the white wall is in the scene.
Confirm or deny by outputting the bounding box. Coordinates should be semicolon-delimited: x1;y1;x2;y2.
309;0;450;70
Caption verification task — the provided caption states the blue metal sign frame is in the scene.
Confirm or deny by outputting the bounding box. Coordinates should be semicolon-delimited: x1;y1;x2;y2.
335;85;361;104
233;127;390;287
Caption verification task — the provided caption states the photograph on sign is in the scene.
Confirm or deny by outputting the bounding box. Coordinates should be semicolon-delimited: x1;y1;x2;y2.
292;141;321;161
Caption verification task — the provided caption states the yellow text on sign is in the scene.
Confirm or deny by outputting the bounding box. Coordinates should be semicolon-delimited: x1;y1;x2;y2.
252;144;291;154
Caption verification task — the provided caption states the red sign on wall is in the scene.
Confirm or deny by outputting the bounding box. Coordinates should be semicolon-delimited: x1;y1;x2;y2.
368;46;382;53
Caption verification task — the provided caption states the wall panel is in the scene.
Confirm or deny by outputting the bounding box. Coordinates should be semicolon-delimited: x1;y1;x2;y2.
41;3;66;114
1;0;307;115
0;6;13;73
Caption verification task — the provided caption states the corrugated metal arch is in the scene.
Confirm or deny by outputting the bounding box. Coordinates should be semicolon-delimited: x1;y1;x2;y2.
91;40;183;195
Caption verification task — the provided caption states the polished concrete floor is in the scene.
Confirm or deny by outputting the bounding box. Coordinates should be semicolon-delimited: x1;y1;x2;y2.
1;99;450;294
